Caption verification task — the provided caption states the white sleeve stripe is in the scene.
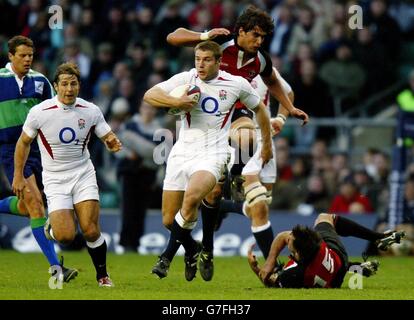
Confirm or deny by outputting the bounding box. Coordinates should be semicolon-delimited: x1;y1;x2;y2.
258;51;266;73
220;39;235;51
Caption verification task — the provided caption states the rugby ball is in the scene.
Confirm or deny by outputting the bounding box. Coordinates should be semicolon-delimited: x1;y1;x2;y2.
168;84;201;115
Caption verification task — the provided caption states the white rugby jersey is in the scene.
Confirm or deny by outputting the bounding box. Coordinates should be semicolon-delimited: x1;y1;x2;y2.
23;96;111;172
156;69;260;151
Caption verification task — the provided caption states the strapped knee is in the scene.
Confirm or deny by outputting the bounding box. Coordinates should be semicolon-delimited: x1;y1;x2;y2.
244;182;267;208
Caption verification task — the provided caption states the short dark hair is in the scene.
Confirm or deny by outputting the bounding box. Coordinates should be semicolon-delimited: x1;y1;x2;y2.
291;225;321;262
53;62;81;84
195;41;222;61
8;35;34;55
234;5;274;35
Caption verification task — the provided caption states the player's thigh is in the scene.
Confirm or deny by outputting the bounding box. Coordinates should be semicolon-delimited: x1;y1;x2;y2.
49;209;77;242
184;171;217;205
181;170;217;220
162;190;184;228
74;199;101;240
230;117;256;152
314;213;335;227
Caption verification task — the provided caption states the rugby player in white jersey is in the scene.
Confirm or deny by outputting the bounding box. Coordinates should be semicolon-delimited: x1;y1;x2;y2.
12;63;122;287
144;41;273;281
198;68;294;281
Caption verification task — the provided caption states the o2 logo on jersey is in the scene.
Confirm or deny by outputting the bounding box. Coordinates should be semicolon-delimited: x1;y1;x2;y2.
201;97;219;114
59;127;79;145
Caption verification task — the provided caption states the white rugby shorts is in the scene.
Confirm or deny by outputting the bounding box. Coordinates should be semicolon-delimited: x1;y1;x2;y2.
42;160;99;212
242;138;277;184
163;145;229;191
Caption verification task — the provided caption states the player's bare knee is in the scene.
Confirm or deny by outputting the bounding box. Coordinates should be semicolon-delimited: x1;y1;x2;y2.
314;213;334;227
205;186;222;205
182;193;200;211
54;230;75;244
250;202;268;221
162;213;174;230
82;226;100;242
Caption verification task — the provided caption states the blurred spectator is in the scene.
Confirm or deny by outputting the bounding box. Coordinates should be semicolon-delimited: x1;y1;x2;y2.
93;78;115;117
317;23;347;64
94;96;131;193
116;101;162;252
113;77;139;115
291;58;334;145
353;28;390;98
329;176;374;214
27;12;49;57
287;4;327;60
331;152;351;182
78;7;101;46
270;156;310;211
126;41;152;97
89;42;115;92
131;6;155;49
364;0;401;61
389;0;414;39
269;3;294;59
297;173;331;215
153;0;189;59
319;42;366;114
99;6;131;61
220;0;237;30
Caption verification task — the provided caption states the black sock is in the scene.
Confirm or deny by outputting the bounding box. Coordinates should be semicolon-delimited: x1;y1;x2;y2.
219;199;244;216
253;225;274;259
334;215;384;241
87;239;108;280
201;200;220;252
230;162;244;176
162;220;196;260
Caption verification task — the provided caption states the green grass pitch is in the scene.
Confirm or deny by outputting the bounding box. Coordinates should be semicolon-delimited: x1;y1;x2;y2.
0;250;413;300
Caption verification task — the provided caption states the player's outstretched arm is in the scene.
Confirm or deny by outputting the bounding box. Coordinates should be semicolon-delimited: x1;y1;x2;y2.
12;132;34;200
263;71;309;126
143;86;195;112
166;27;231;47
101;131;122;153
248;244;280;287
259;231;290;283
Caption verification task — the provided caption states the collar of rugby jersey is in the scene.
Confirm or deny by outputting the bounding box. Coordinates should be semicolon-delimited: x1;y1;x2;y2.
5;62;32;94
55;96;76;110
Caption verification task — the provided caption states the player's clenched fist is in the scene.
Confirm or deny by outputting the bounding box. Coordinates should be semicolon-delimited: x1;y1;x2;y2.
104;132;122;152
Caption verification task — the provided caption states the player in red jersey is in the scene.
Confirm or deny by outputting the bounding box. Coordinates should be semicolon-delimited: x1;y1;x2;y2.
248;213;406;288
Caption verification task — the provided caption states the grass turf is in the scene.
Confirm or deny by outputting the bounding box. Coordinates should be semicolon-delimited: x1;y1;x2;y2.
0;250;413;300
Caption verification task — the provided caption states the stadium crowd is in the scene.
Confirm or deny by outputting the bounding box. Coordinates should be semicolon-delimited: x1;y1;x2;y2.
0;0;414;225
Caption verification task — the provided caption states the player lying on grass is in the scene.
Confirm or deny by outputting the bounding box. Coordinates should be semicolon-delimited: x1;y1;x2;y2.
248;213;406;288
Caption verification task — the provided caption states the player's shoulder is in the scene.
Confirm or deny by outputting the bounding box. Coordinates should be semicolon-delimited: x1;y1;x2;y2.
219;70;251;87
31;97;56;113
75;97;99;110
0;67;13;76
27;69;49;81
